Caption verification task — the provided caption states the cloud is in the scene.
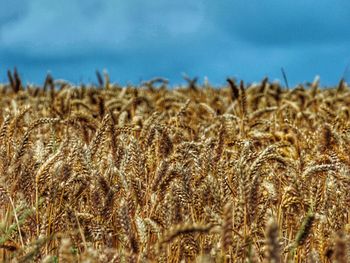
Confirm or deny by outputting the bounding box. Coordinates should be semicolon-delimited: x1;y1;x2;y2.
0;0;349;85
0;0;205;56
0;0;28;27
207;0;350;46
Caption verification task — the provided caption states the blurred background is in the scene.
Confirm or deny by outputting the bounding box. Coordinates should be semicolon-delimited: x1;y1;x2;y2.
1;0;350;86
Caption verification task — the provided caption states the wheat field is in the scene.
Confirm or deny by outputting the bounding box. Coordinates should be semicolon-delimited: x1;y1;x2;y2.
0;71;349;262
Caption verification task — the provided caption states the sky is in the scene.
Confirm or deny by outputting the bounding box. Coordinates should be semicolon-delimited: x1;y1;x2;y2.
1;0;350;87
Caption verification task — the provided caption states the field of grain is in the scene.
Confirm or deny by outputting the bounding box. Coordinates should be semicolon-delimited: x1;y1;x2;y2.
0;71;349;262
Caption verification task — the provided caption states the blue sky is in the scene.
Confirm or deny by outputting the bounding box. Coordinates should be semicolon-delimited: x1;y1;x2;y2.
1;0;350;86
